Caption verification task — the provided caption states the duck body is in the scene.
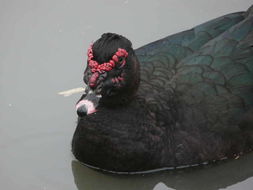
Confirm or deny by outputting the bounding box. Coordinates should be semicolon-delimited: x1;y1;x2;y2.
72;6;253;173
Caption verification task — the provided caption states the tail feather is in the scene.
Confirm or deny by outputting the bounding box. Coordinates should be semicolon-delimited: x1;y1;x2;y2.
245;4;253;17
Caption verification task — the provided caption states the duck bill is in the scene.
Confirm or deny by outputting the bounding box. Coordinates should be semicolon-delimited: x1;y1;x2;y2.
76;88;101;116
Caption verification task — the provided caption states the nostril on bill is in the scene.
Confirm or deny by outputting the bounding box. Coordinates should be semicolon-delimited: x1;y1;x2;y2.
77;106;87;117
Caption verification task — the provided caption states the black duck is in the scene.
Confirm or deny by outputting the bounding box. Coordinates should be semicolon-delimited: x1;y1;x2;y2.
72;5;253;173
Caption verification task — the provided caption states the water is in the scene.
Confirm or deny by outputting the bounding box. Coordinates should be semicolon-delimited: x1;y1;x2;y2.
1;0;253;189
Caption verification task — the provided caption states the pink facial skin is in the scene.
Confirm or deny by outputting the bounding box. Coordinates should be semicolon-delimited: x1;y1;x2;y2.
76;100;97;115
89;72;99;88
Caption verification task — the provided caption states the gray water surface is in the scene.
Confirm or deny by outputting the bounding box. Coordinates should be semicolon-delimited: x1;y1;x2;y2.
1;0;253;189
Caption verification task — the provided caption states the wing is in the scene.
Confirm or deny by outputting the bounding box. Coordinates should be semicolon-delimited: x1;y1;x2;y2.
134;12;246;117
172;9;253;164
176;12;253;129
136;12;244;58
135;6;253;165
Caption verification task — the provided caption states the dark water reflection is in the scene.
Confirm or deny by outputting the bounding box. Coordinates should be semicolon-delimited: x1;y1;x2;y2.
72;153;253;190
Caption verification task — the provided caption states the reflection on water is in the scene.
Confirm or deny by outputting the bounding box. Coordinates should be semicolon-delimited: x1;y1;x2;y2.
72;152;253;190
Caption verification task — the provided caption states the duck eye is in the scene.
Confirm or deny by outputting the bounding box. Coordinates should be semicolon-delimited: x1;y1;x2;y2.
95;83;103;94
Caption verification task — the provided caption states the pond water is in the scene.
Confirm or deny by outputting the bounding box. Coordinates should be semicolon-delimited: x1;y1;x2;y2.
1;0;253;189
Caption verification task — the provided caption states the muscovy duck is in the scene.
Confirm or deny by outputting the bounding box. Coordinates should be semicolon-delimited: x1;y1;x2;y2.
72;5;253;173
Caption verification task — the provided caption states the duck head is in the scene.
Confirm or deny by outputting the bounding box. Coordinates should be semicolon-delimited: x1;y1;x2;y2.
76;33;140;117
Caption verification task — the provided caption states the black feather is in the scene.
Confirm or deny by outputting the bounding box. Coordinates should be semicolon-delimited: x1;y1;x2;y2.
72;6;253;173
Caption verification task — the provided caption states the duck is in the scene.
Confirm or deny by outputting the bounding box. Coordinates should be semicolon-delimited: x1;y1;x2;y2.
72;5;253;173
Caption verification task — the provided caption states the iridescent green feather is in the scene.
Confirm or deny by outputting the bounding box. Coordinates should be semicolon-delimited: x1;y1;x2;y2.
135;8;253;134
